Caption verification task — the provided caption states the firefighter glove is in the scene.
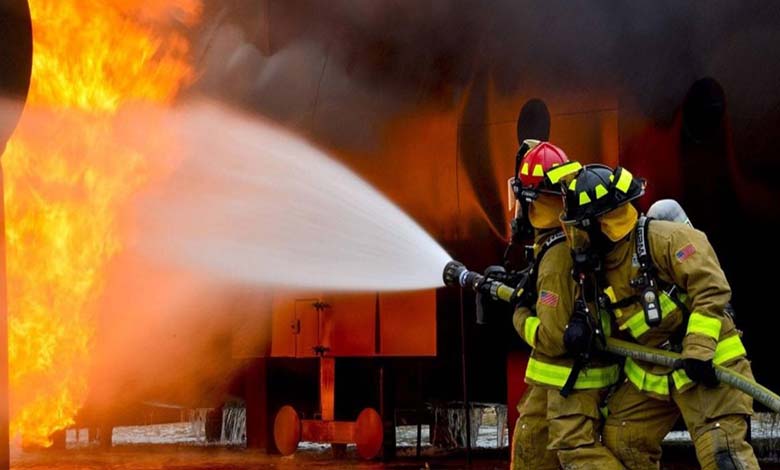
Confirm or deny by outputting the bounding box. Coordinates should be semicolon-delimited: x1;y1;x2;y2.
563;302;593;355
677;358;719;388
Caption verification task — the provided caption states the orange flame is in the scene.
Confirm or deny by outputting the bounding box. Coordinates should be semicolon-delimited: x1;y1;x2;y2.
4;0;201;446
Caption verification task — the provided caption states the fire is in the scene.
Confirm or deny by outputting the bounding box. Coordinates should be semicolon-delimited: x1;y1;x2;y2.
4;0;201;446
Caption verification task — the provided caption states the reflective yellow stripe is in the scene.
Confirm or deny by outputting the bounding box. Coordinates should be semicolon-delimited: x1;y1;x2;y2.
532;164;544;177
672;369;692;389
524;316;541;348
604;287;619;317
546;161;582;184
625;358;669;395
520;162;530;176
619;292;679;338
713;335;746;365
687;312;722;340
600;309;612;338
626;335;746;394
604;286;616;302
579;192;592;205
525;358;619;389
660;293;678;314
569;179;577;191
621;310;649;337
615;168;633;193
594;184;608;199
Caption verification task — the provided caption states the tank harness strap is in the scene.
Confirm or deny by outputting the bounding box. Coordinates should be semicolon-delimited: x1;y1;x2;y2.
537;230;567;261
637;216;692;339
635;216;653;275
633;216;664;327
523;230;567;303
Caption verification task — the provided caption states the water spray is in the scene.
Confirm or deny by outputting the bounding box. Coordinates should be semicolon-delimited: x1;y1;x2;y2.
136;101;451;291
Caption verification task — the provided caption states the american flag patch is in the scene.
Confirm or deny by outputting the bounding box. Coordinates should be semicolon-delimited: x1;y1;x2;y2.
675;243;696;262
539;290;559;307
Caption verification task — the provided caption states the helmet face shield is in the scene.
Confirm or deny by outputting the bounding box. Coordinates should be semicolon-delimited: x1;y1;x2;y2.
508;177;517;213
561;217;592;252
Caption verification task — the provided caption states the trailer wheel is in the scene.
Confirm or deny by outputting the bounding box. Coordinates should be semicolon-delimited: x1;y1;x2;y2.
273;405;300;456
354;407;383;459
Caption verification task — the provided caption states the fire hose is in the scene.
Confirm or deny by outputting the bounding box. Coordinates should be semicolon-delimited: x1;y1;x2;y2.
443;260;780;412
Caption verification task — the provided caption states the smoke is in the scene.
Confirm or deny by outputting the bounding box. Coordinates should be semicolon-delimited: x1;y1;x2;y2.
193;0;780;130
87;250;267;412
185;1;780;246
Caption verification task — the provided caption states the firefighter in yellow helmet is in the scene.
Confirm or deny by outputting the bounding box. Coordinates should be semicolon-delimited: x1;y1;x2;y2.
509;142;623;470
559;164;758;469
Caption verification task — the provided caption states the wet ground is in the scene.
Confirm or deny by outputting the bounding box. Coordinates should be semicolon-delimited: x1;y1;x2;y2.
11;446;780;470
14;447;498;470
21;412;779;469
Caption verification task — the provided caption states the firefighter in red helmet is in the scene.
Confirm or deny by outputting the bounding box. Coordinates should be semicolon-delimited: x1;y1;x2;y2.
510;142;623;470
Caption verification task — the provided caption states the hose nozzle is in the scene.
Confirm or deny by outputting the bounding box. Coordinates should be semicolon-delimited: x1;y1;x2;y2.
443;260;517;303
443;260;468;287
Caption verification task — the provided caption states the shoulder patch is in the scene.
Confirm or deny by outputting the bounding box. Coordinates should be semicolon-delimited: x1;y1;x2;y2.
539;290;560;307
675;243;697;263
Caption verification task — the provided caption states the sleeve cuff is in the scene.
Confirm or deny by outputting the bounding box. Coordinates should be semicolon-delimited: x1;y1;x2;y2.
513;307;532;338
682;333;717;361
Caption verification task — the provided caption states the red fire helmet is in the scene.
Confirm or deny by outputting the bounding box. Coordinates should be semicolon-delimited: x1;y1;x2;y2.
517;142;570;191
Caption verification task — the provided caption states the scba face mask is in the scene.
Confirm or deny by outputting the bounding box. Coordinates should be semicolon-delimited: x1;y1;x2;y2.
562;215;615;257
561;220;604;278
561;216;593;252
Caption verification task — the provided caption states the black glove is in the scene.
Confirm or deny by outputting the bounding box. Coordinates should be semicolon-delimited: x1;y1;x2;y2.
563;303;593;355
676;358;719;388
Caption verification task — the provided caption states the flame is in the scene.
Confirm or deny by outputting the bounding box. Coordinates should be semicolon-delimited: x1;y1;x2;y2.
4;0;200;447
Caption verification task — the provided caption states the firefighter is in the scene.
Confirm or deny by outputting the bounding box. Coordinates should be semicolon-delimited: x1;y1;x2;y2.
559;163;759;469
510;142;623;470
